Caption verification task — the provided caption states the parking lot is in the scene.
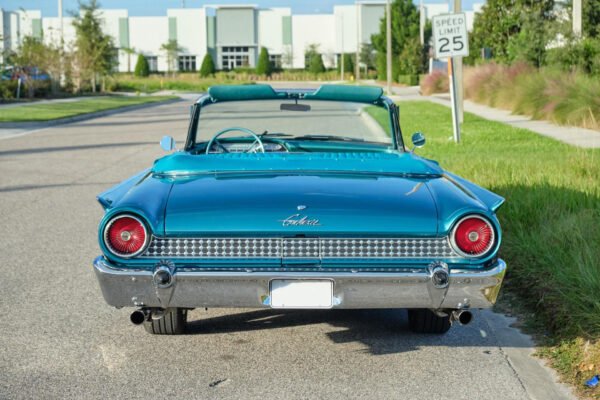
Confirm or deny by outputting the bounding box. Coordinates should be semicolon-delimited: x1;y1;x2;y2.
0;99;573;400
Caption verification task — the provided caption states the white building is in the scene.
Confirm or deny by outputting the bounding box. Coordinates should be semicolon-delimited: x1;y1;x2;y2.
0;2;479;72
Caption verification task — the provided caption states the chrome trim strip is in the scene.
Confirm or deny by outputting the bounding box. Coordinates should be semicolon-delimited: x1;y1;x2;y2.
140;236;459;259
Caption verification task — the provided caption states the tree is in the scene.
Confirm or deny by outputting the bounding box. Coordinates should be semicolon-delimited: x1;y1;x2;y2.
160;39;181;77
121;46;136;73
371;0;423;80
359;43;376;70
10;37;48;98
72;0;116;92
582;0;600;38
134;54;149;77
337;53;354;75
308;53;325;74
304;43;320;69
256;47;273;76
468;0;555;65
199;53;215;77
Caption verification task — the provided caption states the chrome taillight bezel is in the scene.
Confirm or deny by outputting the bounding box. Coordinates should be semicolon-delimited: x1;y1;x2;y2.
449;215;496;258
103;214;150;258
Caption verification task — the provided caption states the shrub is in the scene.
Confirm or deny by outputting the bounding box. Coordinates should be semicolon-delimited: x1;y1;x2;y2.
419;70;448;95
199;53;215;77
0;80;18;101
547;38;600;76
308;54;325;74
396;74;419;86
134;55;149;77
256;47;273;77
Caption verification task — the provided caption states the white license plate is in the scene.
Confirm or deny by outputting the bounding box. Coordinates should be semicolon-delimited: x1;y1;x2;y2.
270;280;333;309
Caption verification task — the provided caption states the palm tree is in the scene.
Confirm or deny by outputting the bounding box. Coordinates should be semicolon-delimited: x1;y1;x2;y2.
160;40;181;77
121;46;136;73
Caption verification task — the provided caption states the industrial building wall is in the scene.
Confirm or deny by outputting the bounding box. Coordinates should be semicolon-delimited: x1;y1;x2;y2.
3;3;478;73
291;14;336;69
258;7;291;66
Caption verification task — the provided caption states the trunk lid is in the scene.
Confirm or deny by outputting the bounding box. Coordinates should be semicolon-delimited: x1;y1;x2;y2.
164;173;439;236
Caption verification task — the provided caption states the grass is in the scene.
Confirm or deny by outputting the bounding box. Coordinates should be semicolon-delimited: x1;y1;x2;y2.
370;101;600;396
0;95;177;122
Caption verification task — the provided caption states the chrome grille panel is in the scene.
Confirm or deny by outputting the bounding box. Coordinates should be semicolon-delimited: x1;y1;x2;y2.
141;237;457;259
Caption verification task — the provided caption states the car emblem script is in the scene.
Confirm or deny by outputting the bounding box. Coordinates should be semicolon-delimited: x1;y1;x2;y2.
279;213;321;227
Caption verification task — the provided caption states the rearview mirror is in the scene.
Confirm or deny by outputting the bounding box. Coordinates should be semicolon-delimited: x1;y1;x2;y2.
280;103;311;112
411;132;426;150
160;135;176;152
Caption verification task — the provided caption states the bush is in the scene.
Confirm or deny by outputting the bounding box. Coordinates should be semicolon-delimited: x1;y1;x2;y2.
256;47;273;76
134;55;149;77
547;38;600;76
308;54;325;74
419;70;448;95
0;80;18;101
396;74;419;86
199;53;215;78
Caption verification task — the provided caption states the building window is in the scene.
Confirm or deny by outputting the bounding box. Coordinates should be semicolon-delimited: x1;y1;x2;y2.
222;46;250;70
178;56;197;72
146;56;158;72
269;54;282;69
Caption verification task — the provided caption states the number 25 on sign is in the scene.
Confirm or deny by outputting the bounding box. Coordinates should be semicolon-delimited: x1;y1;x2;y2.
432;13;469;59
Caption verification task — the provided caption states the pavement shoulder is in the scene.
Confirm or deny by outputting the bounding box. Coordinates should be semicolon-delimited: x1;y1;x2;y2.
481;310;576;400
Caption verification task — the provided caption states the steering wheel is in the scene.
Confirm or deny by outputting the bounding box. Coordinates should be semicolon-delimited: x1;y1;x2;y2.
205;127;265;154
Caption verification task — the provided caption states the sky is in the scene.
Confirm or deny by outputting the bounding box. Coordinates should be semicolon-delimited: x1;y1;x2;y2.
2;0;485;17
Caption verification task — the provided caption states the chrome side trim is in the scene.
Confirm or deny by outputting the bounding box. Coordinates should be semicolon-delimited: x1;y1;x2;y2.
93;256;506;310
140;237;458;259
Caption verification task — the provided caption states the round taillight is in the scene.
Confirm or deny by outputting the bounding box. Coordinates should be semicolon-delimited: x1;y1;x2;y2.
451;216;495;257
104;215;148;257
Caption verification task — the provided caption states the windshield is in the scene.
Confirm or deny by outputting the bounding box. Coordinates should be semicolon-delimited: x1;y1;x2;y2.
194;100;393;146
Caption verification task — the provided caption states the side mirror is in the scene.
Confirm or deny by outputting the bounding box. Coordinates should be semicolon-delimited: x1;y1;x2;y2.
160;136;176;152
411;132;426;152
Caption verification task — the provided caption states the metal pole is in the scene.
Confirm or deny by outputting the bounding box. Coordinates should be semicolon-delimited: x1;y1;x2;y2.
355;2;360;81
419;0;424;45
340;13;344;81
58;0;63;43
448;59;461;143
453;0;463;124
573;0;582;37
386;0;392;95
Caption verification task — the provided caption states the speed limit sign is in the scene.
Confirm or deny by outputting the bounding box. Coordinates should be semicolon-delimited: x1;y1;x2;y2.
432;13;469;58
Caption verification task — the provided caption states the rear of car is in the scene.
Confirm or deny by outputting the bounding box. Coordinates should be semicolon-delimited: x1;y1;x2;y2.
92;85;506;335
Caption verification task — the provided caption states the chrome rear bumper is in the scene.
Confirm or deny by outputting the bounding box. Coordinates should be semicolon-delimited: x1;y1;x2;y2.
92;256;506;310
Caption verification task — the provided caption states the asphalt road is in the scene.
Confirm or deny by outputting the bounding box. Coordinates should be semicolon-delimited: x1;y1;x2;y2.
0;97;573;400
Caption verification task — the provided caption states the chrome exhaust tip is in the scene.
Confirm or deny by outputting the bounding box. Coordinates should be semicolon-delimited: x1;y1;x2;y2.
130;309;150;325
451;310;473;325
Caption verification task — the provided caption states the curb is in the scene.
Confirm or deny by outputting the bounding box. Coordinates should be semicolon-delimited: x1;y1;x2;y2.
0;97;183;129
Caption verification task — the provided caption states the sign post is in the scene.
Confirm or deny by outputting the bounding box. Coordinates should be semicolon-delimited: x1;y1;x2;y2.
432;13;469;143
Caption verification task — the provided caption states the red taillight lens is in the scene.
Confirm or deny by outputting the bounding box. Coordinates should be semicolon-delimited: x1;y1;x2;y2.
104;215;147;257
452;216;495;257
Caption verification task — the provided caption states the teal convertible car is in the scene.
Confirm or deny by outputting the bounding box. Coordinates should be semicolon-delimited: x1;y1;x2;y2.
93;84;506;335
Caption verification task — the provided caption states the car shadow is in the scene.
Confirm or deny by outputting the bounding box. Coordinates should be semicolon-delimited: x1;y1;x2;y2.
184;308;522;355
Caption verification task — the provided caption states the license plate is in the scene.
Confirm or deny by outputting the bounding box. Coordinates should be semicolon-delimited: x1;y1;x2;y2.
270;280;333;309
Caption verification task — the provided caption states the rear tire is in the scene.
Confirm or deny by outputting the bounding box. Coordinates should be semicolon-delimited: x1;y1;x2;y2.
407;309;451;334
143;308;187;335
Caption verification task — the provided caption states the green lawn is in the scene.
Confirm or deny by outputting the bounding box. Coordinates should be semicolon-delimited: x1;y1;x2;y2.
371;101;600;394
0;95;177;122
